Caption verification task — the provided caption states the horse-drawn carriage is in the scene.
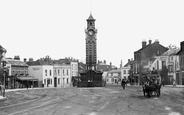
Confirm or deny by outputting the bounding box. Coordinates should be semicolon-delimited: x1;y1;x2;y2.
142;74;161;98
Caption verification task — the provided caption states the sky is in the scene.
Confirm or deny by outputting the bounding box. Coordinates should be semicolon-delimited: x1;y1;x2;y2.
0;0;184;68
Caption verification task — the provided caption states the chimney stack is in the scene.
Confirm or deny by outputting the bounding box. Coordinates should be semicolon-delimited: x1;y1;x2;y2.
142;40;147;48
155;39;159;44
149;39;152;45
29;58;33;62
180;41;184;51
24;58;27;62
14;55;20;60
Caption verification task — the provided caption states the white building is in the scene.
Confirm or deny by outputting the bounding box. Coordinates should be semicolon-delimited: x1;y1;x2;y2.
70;61;78;77
61;64;71;87
106;69;121;84
121;66;130;80
28;59;54;87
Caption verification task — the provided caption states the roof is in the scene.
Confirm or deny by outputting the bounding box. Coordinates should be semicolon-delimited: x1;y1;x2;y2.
53;59;70;65
26;61;35;66
162;48;180;56
86;13;95;21
96;64;110;71
17;76;38;81
3;58;28;67
134;41;166;54
109;69;121;73
0;45;7;53
124;60;134;67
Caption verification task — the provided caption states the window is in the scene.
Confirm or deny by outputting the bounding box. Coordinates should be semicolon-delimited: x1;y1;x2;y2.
171;56;173;61
123;70;126;74
67;78;69;84
45;70;47;76
58;78;60;85
50;70;52;76
67;69;68;76
63;69;65;75
157;50;160;55
58;69;60;76
106;79;108;82
50;79;52;85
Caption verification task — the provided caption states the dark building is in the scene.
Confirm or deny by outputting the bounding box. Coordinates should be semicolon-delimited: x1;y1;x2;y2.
85;13;97;70
176;41;184;85
133;39;168;85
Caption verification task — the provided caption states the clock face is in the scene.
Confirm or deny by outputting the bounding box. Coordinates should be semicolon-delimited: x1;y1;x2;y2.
88;31;93;36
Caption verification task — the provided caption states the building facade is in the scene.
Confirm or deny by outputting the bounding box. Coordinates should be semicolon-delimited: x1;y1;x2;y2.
177;41;184;85
106;69;121;84
2;57;29;89
28;59;54;87
133;39;168;85
61;64;71;87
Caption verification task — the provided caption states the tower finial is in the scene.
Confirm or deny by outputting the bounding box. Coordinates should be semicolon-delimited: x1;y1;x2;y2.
90;1;92;15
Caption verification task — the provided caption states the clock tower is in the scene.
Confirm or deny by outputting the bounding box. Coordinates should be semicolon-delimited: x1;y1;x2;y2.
85;13;97;70
78;13;103;87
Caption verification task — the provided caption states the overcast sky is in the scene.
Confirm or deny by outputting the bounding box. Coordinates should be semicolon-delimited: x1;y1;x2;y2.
0;0;184;67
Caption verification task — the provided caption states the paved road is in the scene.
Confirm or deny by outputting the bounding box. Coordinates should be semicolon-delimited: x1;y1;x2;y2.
0;85;184;115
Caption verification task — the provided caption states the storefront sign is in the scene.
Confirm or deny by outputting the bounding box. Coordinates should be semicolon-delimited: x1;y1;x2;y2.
32;67;41;71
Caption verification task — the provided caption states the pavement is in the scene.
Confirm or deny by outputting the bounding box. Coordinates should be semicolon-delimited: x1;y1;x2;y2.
0;85;184;101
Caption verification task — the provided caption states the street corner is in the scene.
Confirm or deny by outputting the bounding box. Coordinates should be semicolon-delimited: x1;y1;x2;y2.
0;96;7;102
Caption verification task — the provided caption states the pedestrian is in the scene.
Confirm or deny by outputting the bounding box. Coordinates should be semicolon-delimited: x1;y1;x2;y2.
121;79;126;89
173;79;176;87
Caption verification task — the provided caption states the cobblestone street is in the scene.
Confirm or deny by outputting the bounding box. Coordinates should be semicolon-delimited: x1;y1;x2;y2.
0;85;184;115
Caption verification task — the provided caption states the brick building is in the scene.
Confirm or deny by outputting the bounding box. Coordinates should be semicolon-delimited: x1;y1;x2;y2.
176;41;184;85
133;39;168;85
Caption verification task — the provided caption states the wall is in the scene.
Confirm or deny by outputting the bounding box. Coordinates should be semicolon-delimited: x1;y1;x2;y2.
28;66;43;81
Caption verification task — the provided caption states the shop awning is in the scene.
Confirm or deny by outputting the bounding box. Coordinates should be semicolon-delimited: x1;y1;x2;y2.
17;76;38;81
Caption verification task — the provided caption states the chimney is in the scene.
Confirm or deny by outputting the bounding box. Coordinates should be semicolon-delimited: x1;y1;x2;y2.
104;60;106;64
29;58;33;62
14;55;20;60
149;39;152;45
24;58;27;62
142;40;147;48
155;39;159;44
181;41;184;51
128;59;130;62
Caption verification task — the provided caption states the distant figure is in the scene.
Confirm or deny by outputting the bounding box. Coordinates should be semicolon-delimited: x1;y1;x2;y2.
121;79;126;89
173;79;176;87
